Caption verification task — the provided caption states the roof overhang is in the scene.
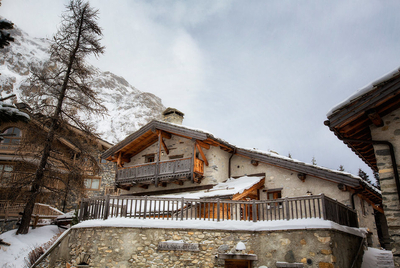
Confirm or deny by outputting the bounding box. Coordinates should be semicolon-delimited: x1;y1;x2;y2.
325;71;400;171
102;120;234;161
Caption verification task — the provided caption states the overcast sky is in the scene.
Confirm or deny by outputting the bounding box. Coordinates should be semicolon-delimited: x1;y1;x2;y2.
2;0;400;180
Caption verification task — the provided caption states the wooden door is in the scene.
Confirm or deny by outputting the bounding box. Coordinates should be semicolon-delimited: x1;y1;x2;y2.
224;259;251;268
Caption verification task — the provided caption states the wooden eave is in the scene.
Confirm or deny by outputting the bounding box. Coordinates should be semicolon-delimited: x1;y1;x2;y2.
232;178;265;200
102;120;234;161
236;148;360;187
326;74;400;171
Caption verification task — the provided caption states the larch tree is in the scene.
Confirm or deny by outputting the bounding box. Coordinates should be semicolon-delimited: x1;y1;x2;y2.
17;0;106;235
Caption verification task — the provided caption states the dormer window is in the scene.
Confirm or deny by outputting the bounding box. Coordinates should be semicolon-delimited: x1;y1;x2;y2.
1;127;22;145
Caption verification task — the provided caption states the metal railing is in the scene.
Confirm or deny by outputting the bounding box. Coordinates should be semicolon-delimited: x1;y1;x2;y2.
78;194;358;228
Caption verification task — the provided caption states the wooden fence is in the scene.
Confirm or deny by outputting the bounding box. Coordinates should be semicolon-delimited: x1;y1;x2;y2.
0;202;64;227
78;194;359;228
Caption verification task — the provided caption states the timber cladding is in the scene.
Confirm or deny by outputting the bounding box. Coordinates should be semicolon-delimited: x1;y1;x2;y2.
34;226;364;268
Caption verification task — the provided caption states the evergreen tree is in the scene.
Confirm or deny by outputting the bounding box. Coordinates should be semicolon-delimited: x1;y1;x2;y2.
311;156;317;165
288;152;292;159
338;165;345;172
358;168;372;184
373;171;381;190
0;2;15;49
17;0;106;235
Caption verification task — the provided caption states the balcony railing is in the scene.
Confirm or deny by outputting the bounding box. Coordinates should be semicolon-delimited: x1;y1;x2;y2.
116;157;204;184
78;194;359;228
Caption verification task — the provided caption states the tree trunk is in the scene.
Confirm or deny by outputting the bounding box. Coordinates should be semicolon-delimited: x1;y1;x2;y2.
16;9;85;235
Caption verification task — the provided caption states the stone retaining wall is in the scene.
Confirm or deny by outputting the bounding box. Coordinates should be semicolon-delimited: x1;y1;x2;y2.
36;226;364;268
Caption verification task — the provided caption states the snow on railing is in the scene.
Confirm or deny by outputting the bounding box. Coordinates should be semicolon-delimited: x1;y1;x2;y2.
78;194;358;228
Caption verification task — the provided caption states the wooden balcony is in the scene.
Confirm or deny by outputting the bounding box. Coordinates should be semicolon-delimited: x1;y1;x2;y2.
116;157;204;186
79;194;359;228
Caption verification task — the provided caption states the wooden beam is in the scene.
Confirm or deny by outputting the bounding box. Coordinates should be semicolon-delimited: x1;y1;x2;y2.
233;178;265;200
160;131;172;139
366;109;384;127
357;193;383;214
196;142;209;166
197;140;210;150
117;152;123;167
160;137;169;155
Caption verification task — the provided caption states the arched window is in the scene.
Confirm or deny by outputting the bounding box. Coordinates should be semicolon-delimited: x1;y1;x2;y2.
1;127;22;145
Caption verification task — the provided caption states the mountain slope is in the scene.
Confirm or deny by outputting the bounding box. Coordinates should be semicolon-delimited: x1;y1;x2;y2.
0;26;165;144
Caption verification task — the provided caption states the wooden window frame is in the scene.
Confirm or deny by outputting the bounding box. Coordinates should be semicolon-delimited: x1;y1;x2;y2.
1;127;22;145
144;154;155;163
84;177;101;191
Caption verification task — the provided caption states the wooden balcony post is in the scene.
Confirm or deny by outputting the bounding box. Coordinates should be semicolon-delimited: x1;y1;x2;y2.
217;199;220;222
181;197;184;221
284;197;290;220
252;200;257;222
320;194;326;220
103;195;110;220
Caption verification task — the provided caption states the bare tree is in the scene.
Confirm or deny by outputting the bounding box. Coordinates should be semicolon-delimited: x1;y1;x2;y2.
17;0;106;234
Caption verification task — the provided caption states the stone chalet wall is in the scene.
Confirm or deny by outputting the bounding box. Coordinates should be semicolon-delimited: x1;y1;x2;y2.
370;107;400;264
36;226;364;268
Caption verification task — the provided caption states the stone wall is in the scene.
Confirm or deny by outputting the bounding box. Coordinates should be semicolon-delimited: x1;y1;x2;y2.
122;135;231;195
36;226;364;268
370;108;400;264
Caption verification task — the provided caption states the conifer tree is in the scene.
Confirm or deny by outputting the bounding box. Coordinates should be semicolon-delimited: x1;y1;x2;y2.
338;165;345;172
17;0;106;235
311;156;317;165
358;168;372;184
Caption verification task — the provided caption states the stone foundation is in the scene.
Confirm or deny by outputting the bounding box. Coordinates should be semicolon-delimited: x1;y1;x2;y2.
36;226;364;268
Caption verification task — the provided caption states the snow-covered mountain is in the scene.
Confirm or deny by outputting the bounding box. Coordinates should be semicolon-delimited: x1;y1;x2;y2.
0;26;165;144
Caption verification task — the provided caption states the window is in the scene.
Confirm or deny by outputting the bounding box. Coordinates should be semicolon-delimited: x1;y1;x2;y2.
267;191;282;200
145;154;155;163
0;164;14;185
0;164;13;179
169;154;184;160
84;177;101;190
1;127;22;145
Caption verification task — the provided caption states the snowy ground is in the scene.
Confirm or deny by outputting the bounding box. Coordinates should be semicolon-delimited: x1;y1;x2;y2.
0;225;64;268
362;247;395;268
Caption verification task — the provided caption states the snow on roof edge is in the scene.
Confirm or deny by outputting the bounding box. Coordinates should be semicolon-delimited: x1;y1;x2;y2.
327;67;400;117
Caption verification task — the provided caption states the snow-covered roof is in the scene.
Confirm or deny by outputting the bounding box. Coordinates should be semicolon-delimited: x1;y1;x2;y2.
104;119;381;196
0;101;30;122
327;67;400;117
158;176;264;199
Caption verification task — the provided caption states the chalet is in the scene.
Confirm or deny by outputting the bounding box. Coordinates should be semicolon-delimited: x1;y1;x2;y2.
102;108;384;248
325;67;400;263
0;105;116;214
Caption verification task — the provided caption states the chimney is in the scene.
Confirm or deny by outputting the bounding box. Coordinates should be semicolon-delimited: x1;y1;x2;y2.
162;108;184;125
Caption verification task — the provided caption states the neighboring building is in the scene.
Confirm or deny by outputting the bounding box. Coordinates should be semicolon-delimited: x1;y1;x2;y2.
102;108;384;247
0;108;115;212
325;68;400;262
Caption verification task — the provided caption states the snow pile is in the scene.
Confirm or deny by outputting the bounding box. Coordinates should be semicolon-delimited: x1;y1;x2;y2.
327;67;400;117
361;247;394;268
158;176;264;199
0;225;64;268
0;101;30;121
73;217;366;238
